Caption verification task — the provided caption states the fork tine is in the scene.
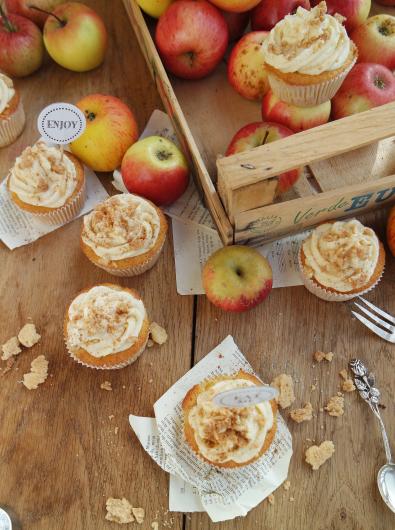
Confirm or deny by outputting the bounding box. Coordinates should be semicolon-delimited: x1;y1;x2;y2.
353;302;394;333
357;296;395;325
351;311;394;342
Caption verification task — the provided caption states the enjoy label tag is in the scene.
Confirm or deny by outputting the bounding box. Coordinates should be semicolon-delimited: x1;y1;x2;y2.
213;386;278;408
37;103;86;145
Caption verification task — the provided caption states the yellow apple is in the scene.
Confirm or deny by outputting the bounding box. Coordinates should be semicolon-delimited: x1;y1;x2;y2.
136;0;173;19
70;94;138;172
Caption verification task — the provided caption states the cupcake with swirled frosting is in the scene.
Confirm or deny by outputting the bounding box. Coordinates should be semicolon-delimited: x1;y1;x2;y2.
64;284;150;369
7;141;85;224
299;220;385;302
182;370;277;468
0;74;25;147
261;2;357;106
80;194;167;277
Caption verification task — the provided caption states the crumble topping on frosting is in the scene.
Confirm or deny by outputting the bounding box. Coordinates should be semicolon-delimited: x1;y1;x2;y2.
81;194;160;263
9;141;77;208
0;74;15;115
188;379;274;464
302;220;380;293
66;285;146;358
262;2;351;75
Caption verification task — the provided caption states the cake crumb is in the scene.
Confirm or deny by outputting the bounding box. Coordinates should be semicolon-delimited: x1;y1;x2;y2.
325;395;344;417
310;383;317;391
1;336;21;360
132;507;145;524
114;427;119;435
147;339;154;348
105;498;134;524
109;414;115;420
342;379;356;392
2;357;15;375
289;496;295;502
149;322;168;345
267;494;275;505
283;480;291;491
290;402;313;423
151;522;159;530
18;323;40;348
339;369;348;380
270;373;295;409
314;351;333;362
100;381;112;391
305;440;335;470
22;355;48;389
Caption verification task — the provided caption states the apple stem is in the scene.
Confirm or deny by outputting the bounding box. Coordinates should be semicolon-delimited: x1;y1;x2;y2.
261;130;270;146
29;5;66;26
0;5;16;32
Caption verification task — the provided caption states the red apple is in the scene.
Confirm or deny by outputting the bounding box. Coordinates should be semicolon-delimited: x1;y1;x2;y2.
5;0;65;27
251;0;310;31
261;90;331;132
0;8;44;77
155;0;228;80
311;0;370;32
221;10;249;41
70;94;138;172
202;246;273;312
209;0;261;13
226;121;301;193
121;136;189;206
43;2;108;72
332;63;395;119
351;15;395;71
228;31;270;101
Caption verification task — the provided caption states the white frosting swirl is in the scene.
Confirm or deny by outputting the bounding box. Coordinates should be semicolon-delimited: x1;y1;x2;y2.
262;2;351;75
82;194;160;262
66;285;146;357
302;220;380;292
0;74;15;115
188;379;274;464
9;141;77;208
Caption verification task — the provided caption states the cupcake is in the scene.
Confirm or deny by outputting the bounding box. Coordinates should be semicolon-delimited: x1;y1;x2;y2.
64;283;150;369
182;370;277;468
0;74;25;147
7;141;85;225
80;194;168;277
262;2;357;107
299;219;385;302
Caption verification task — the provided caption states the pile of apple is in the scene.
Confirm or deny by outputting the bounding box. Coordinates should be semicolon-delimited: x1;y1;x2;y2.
0;1;107;76
140;0;395;197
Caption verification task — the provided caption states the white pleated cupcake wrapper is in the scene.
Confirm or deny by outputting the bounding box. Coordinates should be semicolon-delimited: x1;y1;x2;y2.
0;99;26;147
268;57;356;107
30;182;86;225
84;236;166;277
65;334;149;370
298;248;384;302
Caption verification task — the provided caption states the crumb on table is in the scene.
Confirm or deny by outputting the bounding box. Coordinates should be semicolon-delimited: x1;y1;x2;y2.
314;351;333;363
105;498;134;524
149;322;168;345
305;440;335;470
22;355;48;390
267;493;275;505
100;381;112;391
325;395;344;417
18;323;41;348
290;402;313;423
270;373;295;409
1;336;21;360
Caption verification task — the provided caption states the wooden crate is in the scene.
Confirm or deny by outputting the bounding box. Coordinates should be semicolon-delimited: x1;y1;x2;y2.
123;0;395;245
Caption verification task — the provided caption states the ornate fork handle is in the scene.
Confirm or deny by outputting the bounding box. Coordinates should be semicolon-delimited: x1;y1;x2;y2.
349;359;393;464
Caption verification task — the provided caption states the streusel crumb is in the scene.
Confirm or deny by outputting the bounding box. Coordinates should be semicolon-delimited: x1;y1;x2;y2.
268;494;275;505
18;323;40;348
149;322;168;345
105;498;134;524
283;480;291;491
132;507;145;524
270;373;295;409
325;395;344;417
22;355;48;389
290;402;313;423
305;440;335;470
1;336;21;360
339;369;348;380
100;381;112;391
314;351;333;362
342;379;356;392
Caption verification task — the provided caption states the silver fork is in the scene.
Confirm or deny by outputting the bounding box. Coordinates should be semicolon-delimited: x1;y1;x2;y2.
351;296;395;343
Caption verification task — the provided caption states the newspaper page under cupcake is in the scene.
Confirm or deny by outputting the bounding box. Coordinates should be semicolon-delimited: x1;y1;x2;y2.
0;146;108;250
129;335;292;522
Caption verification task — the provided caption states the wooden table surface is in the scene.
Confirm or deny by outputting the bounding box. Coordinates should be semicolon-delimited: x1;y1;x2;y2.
1;1;394;529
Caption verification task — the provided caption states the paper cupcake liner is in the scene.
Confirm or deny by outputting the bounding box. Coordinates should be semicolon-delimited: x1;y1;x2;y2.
0;99;26;147
268;57;356;107
298;248;384;302
84;237;166;277
64;334;149;370
31;182;86;225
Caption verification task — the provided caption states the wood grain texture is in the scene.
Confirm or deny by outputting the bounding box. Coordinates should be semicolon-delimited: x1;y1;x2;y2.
0;1;192;529
190;218;395;530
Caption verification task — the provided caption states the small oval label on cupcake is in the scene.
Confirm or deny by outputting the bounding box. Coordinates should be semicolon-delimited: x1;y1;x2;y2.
38;103;86;145
213;386;279;408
